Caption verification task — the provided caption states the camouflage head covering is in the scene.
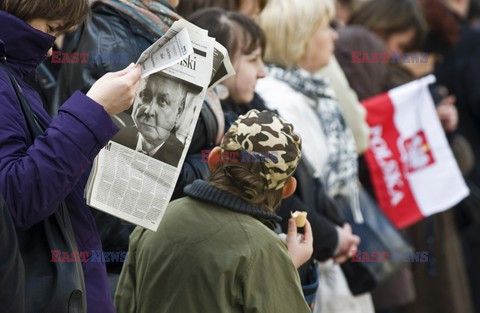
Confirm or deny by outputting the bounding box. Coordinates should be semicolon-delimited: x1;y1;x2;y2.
220;110;302;196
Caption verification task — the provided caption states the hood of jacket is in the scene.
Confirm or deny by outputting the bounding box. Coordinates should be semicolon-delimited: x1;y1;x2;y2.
0;10;55;77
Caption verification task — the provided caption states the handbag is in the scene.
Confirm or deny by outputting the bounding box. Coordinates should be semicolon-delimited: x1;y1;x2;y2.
337;187;413;295
0;196;25;313
0;61;87;312
314;261;375;313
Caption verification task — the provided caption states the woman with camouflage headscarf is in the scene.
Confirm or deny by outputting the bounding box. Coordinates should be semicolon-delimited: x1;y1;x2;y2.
115;110;313;313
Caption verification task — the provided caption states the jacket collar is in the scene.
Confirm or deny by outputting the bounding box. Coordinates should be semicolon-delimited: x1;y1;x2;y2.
184;180;282;223
0;10;55;77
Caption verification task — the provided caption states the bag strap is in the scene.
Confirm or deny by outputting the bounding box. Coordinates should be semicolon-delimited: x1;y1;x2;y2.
0;62;47;138
0;60;77;228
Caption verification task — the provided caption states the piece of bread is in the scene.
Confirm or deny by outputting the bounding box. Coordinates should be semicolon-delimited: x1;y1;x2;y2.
291;211;307;227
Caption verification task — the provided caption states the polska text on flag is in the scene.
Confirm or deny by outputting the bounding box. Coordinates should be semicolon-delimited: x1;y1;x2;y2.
362;75;469;228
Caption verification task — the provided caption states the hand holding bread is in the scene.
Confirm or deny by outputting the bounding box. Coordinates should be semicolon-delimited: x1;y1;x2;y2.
291;211;308;227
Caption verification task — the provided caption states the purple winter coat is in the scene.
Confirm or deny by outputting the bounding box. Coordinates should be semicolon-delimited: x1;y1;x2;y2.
0;10;118;313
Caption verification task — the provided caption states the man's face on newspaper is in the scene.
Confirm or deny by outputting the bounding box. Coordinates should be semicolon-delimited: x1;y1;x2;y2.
134;73;187;146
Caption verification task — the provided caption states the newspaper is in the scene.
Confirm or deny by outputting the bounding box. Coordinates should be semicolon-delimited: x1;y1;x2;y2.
137;27;193;78
210;41;235;88
85;20;235;231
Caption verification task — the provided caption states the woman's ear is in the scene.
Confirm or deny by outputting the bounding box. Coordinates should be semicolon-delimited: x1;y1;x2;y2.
281;177;297;199
207;146;222;172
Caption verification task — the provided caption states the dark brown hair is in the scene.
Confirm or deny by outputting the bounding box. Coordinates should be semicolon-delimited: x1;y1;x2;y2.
0;0;90;33
189;7;266;60
349;0;427;51
418;0;460;49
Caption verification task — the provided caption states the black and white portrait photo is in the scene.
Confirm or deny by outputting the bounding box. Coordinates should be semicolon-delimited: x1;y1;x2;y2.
111;71;202;167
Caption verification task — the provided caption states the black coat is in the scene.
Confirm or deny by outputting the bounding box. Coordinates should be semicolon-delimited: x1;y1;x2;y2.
434;22;480;187
432;21;480;313
112;113;184;167
0;198;25;313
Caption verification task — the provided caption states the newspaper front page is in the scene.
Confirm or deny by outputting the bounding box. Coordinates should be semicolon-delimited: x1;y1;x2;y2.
85;20;234;231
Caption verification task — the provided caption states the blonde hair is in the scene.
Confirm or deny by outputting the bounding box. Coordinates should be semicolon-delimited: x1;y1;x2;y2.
259;0;335;68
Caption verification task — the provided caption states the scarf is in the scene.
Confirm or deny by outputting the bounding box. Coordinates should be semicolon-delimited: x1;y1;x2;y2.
184;180;282;224
95;0;180;37
266;65;361;219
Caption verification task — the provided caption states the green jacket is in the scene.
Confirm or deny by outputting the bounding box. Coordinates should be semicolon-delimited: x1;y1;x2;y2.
115;180;310;313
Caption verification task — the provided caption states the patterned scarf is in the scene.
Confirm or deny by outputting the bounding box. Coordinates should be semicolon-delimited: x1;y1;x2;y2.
95;0;181;37
266;64;359;200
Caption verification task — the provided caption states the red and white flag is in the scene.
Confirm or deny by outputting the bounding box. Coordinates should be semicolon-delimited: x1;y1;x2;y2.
362;75;469;229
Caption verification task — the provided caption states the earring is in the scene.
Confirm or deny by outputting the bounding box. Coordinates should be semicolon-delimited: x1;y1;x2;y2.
215;84;229;101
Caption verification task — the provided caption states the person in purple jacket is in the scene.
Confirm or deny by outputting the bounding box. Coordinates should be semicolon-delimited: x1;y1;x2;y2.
0;0;141;312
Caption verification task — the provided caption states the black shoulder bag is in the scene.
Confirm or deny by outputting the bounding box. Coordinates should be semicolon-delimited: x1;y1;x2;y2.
296;156;413;295
0;60;86;313
337;188;413;295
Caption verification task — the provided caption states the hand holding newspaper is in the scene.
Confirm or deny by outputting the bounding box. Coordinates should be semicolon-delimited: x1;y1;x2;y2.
85;20;234;231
